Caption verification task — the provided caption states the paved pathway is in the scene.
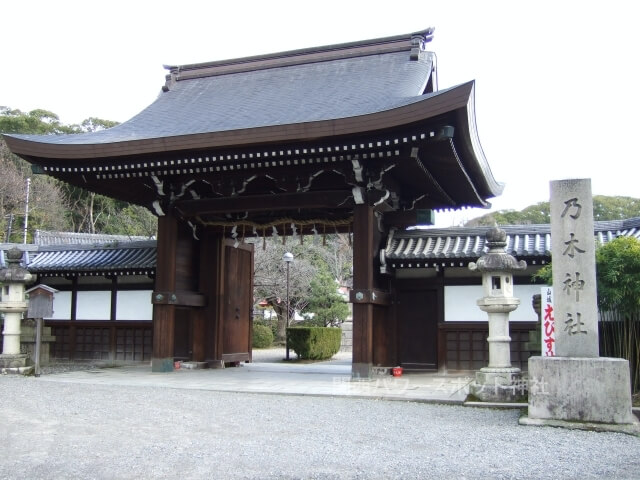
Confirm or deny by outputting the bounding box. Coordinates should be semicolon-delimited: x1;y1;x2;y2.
36;348;477;404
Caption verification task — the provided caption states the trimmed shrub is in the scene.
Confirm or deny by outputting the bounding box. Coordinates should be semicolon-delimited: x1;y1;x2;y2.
287;327;341;360
252;323;274;349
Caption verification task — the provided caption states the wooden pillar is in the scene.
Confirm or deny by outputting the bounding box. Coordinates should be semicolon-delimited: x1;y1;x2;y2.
109;276;117;361
351;204;376;378
69;276;78;359
151;214;178;372
191;306;206;362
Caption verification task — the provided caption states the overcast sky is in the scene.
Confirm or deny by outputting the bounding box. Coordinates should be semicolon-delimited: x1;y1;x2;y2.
2;0;637;226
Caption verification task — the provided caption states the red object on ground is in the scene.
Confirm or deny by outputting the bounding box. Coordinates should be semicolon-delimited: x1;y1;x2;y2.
392;367;403;377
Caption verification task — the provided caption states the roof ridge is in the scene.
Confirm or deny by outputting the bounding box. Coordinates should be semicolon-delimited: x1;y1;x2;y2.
163;28;434;84
33;229;154;246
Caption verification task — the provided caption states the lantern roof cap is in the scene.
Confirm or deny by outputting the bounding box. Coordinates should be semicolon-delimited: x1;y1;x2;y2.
468;227;527;273
0;247;34;284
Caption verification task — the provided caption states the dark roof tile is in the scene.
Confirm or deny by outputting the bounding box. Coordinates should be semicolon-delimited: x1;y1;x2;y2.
9;36;436;146
34;230;152;246
383;217;640;267
26;241;156;275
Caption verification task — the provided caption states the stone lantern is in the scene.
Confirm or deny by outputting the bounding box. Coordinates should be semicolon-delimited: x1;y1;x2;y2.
468;227;527;402
0;247;35;374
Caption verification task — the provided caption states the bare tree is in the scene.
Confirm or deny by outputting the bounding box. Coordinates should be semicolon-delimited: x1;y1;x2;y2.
0;140;70;241
0;155;25;241
253;237;317;341
318;234;353;287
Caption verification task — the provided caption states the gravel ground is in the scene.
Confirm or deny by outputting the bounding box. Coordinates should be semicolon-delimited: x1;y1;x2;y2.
1;373;639;480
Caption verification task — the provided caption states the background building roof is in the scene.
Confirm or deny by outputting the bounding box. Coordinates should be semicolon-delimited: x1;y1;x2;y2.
33;230;153;246
4;218;640;275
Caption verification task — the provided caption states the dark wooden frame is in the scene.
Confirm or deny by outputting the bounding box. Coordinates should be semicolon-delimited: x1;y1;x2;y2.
47;320;152;361
437;322;538;372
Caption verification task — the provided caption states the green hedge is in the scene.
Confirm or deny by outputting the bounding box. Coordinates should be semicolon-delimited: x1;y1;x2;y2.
252;323;274;349
287;327;341;360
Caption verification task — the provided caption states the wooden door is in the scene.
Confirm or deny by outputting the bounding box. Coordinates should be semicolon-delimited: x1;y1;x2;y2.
221;241;254;363
173;307;191;361
397;289;438;370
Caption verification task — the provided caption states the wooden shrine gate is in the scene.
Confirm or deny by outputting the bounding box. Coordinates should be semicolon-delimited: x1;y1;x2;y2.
5;30;503;376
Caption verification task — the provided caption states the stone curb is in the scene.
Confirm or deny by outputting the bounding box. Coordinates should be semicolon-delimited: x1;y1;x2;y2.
463;401;527;409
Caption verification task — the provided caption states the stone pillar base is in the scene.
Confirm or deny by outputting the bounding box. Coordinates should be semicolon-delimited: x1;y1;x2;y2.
351;362;372;380
470;368;526;402
151;357;174;372
520;356;639;433
0;353;34;375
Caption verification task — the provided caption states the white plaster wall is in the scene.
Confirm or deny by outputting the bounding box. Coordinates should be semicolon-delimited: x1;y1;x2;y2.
444;284;541;322
76;291;111;320
46;291;72;320
116;290;153;321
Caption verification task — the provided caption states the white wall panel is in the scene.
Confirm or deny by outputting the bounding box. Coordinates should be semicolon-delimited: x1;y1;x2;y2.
46;291;72;320
444;284;541;322
76;291;111;320
116;290;152;321
444;286;485;322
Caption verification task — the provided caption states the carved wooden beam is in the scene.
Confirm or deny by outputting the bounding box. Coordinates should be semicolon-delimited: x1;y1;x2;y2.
175;190;354;216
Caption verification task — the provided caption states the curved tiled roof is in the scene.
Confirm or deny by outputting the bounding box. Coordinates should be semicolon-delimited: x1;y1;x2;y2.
4;30;437;151
10;53;434;146
3;29;504;216
382;217;640;269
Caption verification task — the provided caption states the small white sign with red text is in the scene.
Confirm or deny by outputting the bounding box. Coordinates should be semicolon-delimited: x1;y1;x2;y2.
541;287;555;356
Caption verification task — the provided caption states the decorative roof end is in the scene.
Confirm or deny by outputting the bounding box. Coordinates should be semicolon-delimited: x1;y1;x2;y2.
410;28;435;61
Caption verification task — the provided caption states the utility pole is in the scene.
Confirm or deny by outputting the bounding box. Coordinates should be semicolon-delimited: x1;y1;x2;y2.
23;178;31;244
5;213;14;242
283;252;294;360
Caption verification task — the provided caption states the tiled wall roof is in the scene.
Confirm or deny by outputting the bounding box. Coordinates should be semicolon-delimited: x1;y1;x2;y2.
382;217;640;269
26;241;156;276
3;217;640;275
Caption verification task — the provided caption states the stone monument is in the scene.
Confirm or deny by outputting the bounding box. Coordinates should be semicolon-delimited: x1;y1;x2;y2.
0;247;35;374
520;179;639;433
469;227;527;402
